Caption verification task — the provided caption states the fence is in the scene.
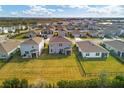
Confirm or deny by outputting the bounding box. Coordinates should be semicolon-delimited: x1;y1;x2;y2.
85;72;124;77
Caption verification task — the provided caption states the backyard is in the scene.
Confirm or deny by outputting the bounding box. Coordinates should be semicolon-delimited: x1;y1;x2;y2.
0;45;124;85
81;55;124;75
0;52;82;85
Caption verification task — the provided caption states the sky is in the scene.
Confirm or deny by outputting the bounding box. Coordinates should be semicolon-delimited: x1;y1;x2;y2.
0;5;124;18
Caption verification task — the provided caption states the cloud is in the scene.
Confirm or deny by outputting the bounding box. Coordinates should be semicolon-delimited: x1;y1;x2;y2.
11;12;18;16
48;9;56;12
87;5;123;15
21;5;65;17
2;5;124;18
62;5;89;9
0;6;2;11
61;5;124;17
68;5;89;9
57;9;64;12
22;5;53;17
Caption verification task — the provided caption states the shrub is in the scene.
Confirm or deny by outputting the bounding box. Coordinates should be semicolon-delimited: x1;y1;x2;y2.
2;78;28;88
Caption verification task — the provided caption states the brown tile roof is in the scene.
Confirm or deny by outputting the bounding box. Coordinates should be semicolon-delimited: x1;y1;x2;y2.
49;36;72;44
21;37;42;45
0;40;20;53
77;41;108;53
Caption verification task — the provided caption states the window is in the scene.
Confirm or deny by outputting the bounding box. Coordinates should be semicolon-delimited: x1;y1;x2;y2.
96;53;100;56
25;51;29;54
59;43;62;47
86;53;90;56
2;55;6;57
51;49;52;52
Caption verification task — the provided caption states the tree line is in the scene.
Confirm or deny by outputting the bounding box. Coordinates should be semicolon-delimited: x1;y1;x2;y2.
1;75;124;88
57;75;124;88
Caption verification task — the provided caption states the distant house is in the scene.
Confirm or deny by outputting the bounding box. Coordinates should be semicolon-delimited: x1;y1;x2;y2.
26;31;37;38
53;30;66;37
49;36;72;55
20;37;44;58
88;30;99;38
0;35;8;41
0;40;20;60
54;26;67;37
41;29;53;38
76;41;109;59
2;26;16;33
26;30;41;38
71;30;81;38
72;30;88;38
97;32;105;38
103;40;124;58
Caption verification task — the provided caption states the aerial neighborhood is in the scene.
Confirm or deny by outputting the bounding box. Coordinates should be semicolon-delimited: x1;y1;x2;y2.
0;18;124;60
0;18;124;87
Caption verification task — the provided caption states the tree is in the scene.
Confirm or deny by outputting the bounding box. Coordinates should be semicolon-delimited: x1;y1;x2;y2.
2;78;28;88
2;79;12;88
115;75;124;81
99;71;109;88
111;75;124;88
20;79;28;88
57;80;68;88
11;78;20;88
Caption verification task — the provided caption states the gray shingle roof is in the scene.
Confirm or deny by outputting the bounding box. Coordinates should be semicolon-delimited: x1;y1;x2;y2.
49;36;72;44
77;41;108;53
0;40;20;54
104;40;124;51
21;37;42;45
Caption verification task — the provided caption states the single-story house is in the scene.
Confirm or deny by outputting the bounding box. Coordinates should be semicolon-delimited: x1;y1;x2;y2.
20;37;44;58
49;36;72;55
76;41;109;59
103;40;124;58
0;40;20;60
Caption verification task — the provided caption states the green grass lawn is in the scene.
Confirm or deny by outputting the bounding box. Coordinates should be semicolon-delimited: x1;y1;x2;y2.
0;45;124;85
81;55;124;74
12;33;27;39
0;52;82;85
0;61;6;69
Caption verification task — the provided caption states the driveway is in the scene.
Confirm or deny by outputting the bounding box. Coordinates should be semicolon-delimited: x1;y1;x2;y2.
75;37;82;42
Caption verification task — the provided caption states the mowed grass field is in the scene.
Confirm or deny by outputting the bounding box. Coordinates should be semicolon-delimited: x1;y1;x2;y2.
81;55;124;74
0;52;82;85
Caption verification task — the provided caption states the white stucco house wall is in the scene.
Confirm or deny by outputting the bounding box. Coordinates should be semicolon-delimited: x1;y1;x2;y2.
76;41;109;59
0;40;20;60
1;26;16;33
20;37;44;58
49;36;72;55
